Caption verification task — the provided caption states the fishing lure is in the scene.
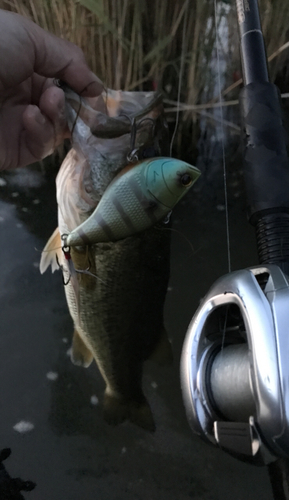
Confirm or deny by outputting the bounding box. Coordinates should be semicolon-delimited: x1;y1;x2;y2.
64;157;200;248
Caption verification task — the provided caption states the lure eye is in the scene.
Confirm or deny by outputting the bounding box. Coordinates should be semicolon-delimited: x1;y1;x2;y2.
180;173;193;187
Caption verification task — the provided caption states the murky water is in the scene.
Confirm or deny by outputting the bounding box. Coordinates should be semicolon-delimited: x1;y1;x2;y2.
0;133;275;500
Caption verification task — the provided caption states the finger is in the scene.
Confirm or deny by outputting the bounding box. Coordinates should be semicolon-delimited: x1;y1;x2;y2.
0;11;104;97
27;20;104;97
20;104;55;166
38;86;70;142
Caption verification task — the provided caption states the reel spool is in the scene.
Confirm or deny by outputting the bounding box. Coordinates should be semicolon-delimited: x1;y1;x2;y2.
181;265;289;465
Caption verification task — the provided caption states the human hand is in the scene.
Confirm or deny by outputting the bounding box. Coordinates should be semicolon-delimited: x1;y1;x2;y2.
0;9;103;170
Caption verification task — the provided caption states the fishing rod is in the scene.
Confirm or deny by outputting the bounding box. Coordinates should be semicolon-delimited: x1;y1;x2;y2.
180;1;289;499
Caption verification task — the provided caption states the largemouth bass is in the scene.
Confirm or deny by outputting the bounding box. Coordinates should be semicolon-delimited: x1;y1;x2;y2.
40;87;199;431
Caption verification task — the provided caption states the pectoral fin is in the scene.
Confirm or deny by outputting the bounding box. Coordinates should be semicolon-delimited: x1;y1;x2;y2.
39;227;62;274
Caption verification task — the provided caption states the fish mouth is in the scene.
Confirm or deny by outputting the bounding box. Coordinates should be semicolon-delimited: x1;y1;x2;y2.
60;83;164;139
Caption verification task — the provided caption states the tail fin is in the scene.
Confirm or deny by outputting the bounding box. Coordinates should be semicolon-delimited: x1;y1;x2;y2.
103;391;155;432
39;227;62;274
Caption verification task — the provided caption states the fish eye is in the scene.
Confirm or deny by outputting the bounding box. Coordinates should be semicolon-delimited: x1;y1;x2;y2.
180;173;193;187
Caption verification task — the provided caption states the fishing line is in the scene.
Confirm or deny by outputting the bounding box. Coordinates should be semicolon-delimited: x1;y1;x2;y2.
55;78;108;141
156;225;196;255
40;226;196;262
56;249;106;285
220;305;229;355
70;94;82;139
214;0;231;274
169;0;190;157
39;246;106;284
213;0;232;355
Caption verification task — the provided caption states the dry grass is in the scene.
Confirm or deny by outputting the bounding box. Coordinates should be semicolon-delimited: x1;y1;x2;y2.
1;0;289;154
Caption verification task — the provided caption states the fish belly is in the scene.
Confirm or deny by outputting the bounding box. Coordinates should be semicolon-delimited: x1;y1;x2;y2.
63;226;171;431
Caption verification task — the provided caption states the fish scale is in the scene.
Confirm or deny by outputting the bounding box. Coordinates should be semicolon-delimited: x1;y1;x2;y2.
63;230;170;429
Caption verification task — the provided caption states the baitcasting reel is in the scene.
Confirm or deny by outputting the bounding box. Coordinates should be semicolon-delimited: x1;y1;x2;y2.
181;264;289;465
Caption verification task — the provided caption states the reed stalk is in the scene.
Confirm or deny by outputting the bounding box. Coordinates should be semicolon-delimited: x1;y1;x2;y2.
1;0;288;155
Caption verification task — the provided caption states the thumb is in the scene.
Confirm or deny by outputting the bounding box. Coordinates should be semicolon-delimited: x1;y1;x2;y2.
0;10;104;96
30;23;104;96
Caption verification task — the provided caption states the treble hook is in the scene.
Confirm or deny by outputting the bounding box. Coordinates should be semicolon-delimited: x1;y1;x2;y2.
119;114;157;163
56;253;71;285
55;234;72;285
58;235;106;285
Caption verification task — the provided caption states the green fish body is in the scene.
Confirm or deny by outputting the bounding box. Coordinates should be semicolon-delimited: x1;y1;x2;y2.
66;158;200;247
